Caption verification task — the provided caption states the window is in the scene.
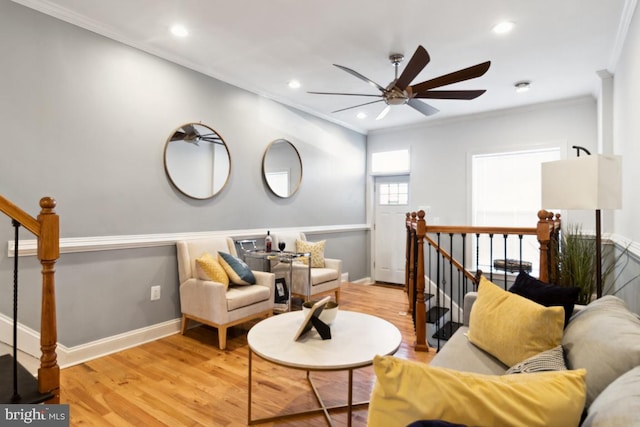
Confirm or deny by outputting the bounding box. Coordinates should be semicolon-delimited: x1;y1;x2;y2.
371;149;410;174
379;182;409;205
265;171;289;196
471;147;561;275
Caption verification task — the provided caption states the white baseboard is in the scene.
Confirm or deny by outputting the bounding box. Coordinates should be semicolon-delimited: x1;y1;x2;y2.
1;314;181;369
0;313;42;358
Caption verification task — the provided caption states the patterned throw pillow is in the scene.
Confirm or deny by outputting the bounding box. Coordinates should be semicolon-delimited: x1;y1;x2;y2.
296;239;326;268
506;345;567;374
218;252;256;285
195;252;229;289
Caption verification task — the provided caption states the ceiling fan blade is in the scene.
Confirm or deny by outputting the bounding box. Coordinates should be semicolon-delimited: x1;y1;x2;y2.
333;64;386;92
394;45;430;91
414;89;486;100
332;99;384;113
376;105;391;121
410;61;491;93
407;99;440;116
170;131;186;141
307;91;382;97
198;136;223;144
198;132;222;140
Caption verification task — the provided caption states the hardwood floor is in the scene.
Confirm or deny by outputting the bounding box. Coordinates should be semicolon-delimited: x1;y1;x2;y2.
61;283;434;426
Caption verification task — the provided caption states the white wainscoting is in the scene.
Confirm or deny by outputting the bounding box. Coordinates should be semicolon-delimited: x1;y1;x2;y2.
2;224;370;367
6;224;371;257
1;313;181;370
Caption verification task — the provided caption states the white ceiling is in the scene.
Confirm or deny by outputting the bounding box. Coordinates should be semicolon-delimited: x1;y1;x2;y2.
14;0;633;134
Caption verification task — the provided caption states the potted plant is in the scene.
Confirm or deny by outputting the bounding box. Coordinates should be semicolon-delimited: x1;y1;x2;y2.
558;224;638;304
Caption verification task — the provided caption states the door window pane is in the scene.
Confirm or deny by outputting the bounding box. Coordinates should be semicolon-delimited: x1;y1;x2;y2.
379;182;408;205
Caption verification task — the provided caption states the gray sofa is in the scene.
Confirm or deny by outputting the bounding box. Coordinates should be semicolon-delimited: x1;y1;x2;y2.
430;292;640;426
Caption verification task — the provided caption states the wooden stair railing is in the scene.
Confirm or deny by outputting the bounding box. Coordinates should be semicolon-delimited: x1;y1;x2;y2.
0;195;60;403
406;209;561;351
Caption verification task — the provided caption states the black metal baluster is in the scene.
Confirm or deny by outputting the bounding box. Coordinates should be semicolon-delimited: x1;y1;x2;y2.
11;219;21;403
436;232;442;351
475;233;480;289
489;234;494;282
518;234;524;273
503;234;508;289
461;233;467;320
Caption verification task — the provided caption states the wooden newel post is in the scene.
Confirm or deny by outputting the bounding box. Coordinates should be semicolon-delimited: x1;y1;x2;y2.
536;209;561;284
407;212;417;314
414;210;429;352
36;197;60;403
404;212;411;301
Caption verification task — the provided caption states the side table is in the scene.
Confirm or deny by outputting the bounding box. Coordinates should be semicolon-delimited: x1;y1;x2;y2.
244;250;311;312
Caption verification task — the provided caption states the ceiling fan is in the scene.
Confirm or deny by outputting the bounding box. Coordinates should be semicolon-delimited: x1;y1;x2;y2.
170;124;223;145
308;45;491;120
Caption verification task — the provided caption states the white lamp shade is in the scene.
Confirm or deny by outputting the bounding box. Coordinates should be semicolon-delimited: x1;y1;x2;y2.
541;154;622;210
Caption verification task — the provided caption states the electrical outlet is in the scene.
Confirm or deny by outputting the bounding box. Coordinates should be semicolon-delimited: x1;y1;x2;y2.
150;285;161;301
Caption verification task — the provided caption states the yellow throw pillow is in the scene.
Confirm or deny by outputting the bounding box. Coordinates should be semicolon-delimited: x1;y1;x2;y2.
467;276;565;367
195;252;229;289
368;355;586;427
296;239;326;268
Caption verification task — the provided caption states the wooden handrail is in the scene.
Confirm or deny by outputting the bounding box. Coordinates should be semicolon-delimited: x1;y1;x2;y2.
424;225;537;236
0;195;40;236
0;195;59;403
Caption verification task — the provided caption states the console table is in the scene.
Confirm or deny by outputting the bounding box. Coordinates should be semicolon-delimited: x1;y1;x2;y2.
247;310;402;426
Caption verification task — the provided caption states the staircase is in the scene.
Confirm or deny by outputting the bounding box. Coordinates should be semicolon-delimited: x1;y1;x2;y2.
424;292;463;350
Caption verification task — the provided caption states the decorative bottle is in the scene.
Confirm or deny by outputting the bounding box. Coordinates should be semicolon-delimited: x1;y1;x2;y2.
265;230;273;253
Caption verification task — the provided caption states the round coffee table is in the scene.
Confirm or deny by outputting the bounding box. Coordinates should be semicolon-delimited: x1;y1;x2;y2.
247;310;401;426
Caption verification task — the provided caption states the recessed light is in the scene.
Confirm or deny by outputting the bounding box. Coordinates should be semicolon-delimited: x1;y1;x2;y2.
170;24;189;37
288;80;301;89
492;21;515;34
356;112;367;119
514;81;531;93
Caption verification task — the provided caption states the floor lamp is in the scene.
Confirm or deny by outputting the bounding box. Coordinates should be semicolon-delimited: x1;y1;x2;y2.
541;154;622;297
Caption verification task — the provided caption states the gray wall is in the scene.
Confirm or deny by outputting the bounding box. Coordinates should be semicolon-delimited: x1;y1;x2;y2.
367;97;598;225
0;1;367;347
612;3;640;313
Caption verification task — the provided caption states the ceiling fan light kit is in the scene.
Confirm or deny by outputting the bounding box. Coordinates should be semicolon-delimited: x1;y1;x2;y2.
308;45;491;120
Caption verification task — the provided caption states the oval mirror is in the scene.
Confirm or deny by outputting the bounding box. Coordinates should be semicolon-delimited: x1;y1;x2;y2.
164;123;231;200
262;139;302;198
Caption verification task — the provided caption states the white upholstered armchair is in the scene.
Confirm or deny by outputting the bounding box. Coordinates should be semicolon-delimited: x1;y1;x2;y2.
271;232;342;303
176;237;275;349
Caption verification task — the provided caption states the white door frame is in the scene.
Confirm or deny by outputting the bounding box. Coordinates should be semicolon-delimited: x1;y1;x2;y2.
371;175;410;284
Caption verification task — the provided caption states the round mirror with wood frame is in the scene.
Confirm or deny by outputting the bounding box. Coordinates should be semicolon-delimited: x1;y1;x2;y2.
262;139;302;198
164;123;231;200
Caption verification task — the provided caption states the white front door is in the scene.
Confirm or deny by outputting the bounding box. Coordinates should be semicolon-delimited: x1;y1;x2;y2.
374;176;410;284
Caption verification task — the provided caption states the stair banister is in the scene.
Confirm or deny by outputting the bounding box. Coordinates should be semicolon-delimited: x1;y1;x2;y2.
406;209;560;352
0;195;60;403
